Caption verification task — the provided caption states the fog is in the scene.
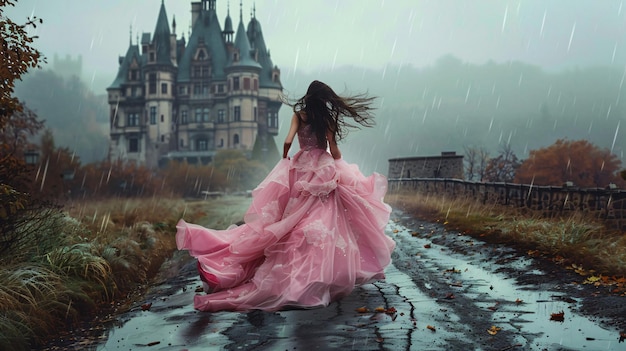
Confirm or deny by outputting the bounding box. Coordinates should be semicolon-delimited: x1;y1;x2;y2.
6;0;626;174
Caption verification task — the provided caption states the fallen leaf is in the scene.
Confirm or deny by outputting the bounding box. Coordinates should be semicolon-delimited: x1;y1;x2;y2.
424;243;431;249
141;303;152;311
385;307;397;315
550;311;565;322
355;306;369;313
515;298;523;304
487;325;501;335
374;306;386;313
427;325;436;332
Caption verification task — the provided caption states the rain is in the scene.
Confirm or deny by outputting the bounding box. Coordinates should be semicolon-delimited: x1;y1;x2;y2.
2;0;626;349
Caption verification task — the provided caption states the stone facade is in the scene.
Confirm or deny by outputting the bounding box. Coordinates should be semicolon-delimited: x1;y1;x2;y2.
388;152;464;179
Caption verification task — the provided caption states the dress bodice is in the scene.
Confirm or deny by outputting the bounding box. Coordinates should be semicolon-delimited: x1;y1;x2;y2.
297;123;327;151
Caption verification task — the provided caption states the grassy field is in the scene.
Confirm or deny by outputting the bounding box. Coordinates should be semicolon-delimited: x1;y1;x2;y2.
0;195;251;351
385;191;626;293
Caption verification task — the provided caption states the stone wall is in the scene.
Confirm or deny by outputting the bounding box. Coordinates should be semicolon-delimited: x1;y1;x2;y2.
388;152;464;179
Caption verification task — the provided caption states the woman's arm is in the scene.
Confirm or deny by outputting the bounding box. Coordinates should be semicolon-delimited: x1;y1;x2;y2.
326;129;342;160
283;113;300;158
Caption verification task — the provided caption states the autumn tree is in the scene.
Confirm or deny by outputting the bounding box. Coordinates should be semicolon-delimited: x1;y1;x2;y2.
514;139;624;188
1;0;45;253
483;143;521;183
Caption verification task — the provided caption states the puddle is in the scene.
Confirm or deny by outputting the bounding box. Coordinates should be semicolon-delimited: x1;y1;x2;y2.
387;219;625;350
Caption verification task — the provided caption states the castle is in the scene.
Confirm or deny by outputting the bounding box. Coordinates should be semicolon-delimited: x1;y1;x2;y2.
107;0;282;168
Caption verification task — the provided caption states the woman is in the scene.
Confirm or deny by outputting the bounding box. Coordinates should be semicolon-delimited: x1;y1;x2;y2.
176;80;395;312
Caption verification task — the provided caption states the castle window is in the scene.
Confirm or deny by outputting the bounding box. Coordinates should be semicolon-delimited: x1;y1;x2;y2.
161;114;164;123
253;79;258;91
202;108;210;122
130;69;138;80
193;66;201;78
243;77;250;90
233;134;239;145
233;77;240;91
161;83;167;94
179;86;187;95
197;138;208;151
268;111;278;128
127;113;139;126
149;73;157;94
149;52;155;62
150;107;157;124
254;107;257;121
129;137;139;152
195;108;202;122
217;84;224;93
233;106;241;121
219;138;224;147
202;84;209;96
181;110;188;124
217;109;225;123
194;84;201;95
161;135;165;142
180;139;184;147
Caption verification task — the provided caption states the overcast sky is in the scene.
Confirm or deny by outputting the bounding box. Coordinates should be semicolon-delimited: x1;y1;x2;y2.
5;0;626;91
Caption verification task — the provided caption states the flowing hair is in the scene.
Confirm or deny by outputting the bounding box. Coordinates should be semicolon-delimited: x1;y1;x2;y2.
287;80;376;146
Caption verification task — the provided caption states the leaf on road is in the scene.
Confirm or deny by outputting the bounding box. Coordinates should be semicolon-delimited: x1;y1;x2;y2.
550;311;565;322
427;325;436;332
487;325;501;335
355;306;369;313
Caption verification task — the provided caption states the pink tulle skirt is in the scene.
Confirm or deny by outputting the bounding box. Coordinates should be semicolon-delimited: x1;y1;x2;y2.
176;149;395;312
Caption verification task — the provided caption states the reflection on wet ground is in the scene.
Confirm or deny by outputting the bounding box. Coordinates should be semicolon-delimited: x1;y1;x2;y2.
92;212;625;351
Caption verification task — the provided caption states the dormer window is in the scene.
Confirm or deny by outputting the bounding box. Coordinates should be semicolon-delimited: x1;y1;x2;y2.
195;48;208;61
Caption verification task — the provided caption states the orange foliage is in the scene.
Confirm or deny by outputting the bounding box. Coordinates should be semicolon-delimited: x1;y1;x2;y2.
514;139;624;188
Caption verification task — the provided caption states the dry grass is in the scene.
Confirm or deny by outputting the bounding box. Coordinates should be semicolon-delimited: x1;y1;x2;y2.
0;195;250;350
386;191;626;277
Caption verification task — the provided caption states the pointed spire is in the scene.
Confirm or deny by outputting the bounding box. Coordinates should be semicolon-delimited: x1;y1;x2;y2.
152;0;172;64
129;24;132;45
172;15;176;34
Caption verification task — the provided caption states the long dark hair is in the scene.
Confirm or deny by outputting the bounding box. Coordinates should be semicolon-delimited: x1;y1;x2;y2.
290;80;376;145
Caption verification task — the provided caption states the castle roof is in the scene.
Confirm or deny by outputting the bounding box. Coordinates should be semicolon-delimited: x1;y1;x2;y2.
177;8;230;82
229;12;262;70
152;1;173;65
247;15;280;88
108;44;143;89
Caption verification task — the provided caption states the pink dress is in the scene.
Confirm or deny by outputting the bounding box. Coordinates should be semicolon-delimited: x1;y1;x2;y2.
176;123;396;312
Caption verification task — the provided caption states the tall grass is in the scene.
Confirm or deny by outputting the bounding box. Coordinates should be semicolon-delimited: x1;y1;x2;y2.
386;191;626;277
0;196;226;350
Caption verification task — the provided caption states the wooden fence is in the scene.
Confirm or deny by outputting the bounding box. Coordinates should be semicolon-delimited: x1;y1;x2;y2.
388;178;626;231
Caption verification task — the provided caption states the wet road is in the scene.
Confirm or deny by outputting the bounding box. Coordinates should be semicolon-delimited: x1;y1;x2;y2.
93;210;626;351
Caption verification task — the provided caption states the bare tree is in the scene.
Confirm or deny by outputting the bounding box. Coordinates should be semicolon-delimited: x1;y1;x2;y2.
464;146;490;181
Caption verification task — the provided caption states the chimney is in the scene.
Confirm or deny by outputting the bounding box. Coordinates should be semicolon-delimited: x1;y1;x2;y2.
191;2;202;28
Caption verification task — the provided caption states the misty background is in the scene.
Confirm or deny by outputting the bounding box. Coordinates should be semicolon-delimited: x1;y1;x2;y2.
6;0;626;175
